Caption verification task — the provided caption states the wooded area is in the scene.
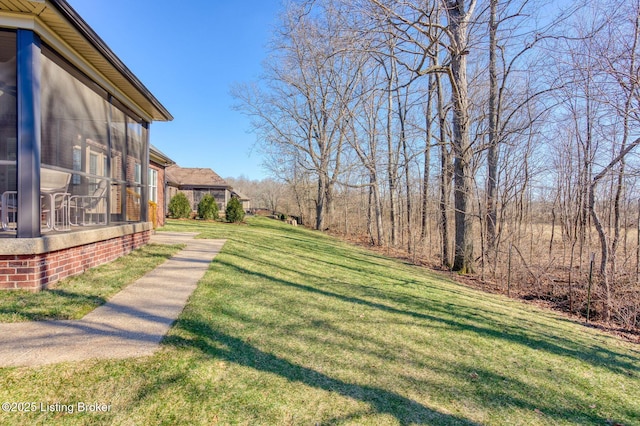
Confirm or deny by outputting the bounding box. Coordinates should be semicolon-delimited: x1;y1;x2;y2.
232;0;640;332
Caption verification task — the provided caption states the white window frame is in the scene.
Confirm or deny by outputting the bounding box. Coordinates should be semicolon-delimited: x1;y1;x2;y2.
148;168;158;203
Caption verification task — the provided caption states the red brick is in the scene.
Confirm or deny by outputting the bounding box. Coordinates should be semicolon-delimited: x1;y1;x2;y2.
9;274;28;281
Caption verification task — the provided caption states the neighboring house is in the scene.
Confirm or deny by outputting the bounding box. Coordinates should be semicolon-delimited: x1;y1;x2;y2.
232;190;251;212
149;145;175;227
0;0;172;290
166;165;232;213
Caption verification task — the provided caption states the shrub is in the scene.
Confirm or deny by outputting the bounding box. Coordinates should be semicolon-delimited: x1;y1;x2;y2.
225;197;245;223
197;194;219;220
168;192;191;219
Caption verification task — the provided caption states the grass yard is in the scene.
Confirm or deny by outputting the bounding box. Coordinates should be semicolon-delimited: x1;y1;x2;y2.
0;244;183;322
0;216;638;425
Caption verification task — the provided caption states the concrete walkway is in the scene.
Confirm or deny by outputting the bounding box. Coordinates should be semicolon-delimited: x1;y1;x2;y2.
0;232;225;368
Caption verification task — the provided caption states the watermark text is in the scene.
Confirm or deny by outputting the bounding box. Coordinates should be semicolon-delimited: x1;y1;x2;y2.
2;401;111;414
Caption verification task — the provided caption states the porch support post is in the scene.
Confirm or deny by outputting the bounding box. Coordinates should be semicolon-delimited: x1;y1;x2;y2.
16;29;41;238
140;123;149;223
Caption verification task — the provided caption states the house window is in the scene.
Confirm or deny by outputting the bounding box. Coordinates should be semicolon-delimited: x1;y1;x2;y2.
134;163;141;186
149;168;158;203
87;150;107;193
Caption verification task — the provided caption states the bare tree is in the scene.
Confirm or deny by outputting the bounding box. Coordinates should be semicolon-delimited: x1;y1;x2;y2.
233;0;362;230
421;72;436;241
443;0;477;272
345;61;387;245
593;0;640;282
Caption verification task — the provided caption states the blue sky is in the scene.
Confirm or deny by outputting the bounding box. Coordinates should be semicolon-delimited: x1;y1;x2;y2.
68;0;282;180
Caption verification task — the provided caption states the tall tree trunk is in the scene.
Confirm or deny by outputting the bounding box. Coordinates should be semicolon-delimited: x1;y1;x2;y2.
437;71;452;267
324;180;334;231
486;0;499;260
373;177;385;246
447;0;476;273
440;143;452;268
324;184;334;229
611;155;625;280
590;183;610;321
315;171;327;230
400;105;412;253
610;9;638;280
394;71;412;252
422;78;433;240
387;67;398;247
366;170;385;246
579;88;592;273
367;179;375;245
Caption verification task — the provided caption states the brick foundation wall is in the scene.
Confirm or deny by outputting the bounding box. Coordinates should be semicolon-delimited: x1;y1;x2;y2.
0;229;151;291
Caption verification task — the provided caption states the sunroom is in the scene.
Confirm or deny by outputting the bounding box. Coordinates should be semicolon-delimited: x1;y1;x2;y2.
0;0;172;290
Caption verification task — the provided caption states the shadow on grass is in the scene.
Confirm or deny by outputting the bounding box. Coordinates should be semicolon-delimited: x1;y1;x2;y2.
166;319;479;426
0;289;105;321
215;254;640;378
175;257;638;424
159;219;639;423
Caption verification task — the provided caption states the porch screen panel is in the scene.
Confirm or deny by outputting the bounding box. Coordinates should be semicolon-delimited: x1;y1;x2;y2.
110;105;126;222
0;31;16;213
126;118;143;221
40;46;110;201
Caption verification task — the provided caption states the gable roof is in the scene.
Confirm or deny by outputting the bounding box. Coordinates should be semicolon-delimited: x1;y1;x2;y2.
150;144;175;167
166;165;230;188
232;190;250;201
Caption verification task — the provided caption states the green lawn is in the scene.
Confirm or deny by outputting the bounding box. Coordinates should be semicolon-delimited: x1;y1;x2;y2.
0;216;638;425
0;243;183;322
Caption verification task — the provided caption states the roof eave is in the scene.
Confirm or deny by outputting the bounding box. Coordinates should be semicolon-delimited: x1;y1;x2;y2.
150;147;175;167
